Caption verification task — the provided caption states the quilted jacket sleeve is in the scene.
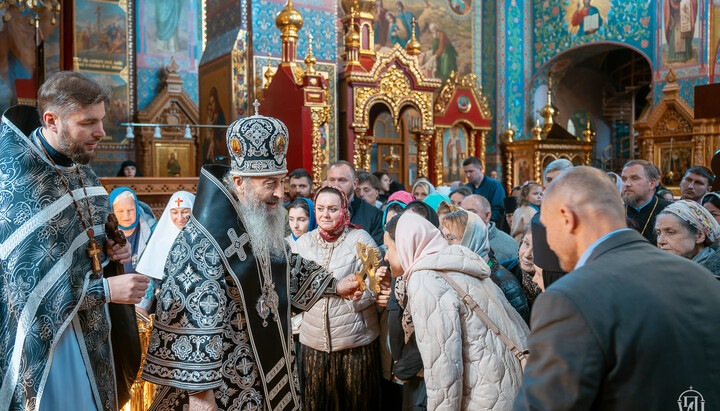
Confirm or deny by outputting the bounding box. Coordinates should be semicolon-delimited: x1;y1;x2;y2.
408;271;464;410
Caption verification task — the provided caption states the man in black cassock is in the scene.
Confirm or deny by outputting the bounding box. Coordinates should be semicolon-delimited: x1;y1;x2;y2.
142;105;362;410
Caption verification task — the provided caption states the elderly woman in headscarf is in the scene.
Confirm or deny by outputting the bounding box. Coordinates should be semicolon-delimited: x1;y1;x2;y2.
295;186;381;410
412;180;436;202
441;210;530;324
383;213;529;410
135;191;195;314
655;200;720;278
109;188;158;276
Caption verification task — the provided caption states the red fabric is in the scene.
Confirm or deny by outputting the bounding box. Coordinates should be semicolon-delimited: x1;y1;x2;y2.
571;8;589;27
314;186;360;242
387;190;415;205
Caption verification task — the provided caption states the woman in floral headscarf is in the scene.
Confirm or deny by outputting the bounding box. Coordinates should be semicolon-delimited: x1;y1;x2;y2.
295;186;381;410
655;200;720;278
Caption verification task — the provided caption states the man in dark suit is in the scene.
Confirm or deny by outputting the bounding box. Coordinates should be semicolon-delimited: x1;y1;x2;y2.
514;166;720;410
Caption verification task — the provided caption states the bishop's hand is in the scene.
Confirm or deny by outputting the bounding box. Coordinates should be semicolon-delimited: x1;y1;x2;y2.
337;275;363;301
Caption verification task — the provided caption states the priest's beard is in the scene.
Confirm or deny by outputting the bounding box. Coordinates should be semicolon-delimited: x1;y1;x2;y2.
58;125;96;164
237;183;286;261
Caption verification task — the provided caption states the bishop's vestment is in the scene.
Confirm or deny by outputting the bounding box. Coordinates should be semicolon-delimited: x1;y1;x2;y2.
142;165;336;410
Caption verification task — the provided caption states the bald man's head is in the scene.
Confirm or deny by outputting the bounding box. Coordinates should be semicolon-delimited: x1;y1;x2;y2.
541;166;627;271
460;194;492;224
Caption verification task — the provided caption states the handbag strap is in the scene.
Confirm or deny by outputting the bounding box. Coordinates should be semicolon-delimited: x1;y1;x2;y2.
436;271;527;361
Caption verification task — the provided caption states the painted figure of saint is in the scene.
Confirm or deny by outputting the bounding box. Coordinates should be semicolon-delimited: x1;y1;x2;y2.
570;0;603;35
429;23;458;83
664;0;697;63
445;126;465;182
155;0;181;52
203;86;227;164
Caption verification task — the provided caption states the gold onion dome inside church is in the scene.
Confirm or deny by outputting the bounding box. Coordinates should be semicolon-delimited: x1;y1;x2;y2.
4;0;720;408
275;0;304;37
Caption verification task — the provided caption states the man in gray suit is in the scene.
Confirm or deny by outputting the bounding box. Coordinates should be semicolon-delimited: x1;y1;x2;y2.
514;167;720;410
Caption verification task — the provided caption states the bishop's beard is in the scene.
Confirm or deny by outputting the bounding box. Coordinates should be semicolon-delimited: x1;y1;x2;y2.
236;183;286;261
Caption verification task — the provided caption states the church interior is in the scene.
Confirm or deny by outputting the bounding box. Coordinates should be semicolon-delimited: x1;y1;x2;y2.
3;0;720;210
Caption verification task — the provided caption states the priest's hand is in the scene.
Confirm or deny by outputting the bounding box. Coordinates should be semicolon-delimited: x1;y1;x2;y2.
107;274;150;304
189;390;217;411
107;239;132;265
337;275;363;301
376;266;392;307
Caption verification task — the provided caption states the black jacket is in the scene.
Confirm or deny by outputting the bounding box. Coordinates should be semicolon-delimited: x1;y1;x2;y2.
349;195;384;245
514;230;720;410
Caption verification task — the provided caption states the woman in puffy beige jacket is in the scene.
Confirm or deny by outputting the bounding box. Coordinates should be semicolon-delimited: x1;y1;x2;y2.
383;212;529;410
295;186;380;410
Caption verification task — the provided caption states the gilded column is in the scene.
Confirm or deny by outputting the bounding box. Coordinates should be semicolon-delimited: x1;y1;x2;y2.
505;149;514;193
353;131;365;170
310;107;329;187
479;130;487;170
363;134;374;171
417;132;432;178
434;128;443;184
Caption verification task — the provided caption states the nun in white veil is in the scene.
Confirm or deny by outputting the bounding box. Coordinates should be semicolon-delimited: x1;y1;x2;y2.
135;191;195;314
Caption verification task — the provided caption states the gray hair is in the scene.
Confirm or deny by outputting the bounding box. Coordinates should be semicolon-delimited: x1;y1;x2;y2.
544;159;574;183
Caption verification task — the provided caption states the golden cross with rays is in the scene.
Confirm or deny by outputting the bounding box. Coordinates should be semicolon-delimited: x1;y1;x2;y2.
355;242;381;294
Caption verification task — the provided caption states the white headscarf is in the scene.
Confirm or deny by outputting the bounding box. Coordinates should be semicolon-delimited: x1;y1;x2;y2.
136;191;195;279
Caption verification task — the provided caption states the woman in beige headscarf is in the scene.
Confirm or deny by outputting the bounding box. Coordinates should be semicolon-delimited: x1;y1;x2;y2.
655;200;720;278
383;213;528;410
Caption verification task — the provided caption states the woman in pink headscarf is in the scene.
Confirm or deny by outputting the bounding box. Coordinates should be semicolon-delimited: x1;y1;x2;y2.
382;213;529;410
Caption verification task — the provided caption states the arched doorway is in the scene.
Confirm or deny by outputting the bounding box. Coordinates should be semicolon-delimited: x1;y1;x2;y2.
531;43;653;172
367;103;421;186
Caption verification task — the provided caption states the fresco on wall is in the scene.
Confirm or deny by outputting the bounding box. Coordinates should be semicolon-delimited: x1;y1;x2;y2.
533;0;652;72
0;9;61;112
661;0;699;67
374;0;472;83
136;0;202;110
714;0;720;79
75;1;127;72
564;0;611;36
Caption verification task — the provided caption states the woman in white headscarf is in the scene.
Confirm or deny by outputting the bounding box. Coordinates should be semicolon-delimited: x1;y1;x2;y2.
136;191;195;313
655;200;720;278
412;180;436;202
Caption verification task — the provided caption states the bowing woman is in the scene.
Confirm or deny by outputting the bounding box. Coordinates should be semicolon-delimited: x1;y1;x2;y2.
295;186;381;410
135;191;195;315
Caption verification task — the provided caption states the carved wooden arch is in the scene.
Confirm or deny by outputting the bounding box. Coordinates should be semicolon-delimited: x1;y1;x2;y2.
634;70;720;191
352;66;435;133
136;61;200;177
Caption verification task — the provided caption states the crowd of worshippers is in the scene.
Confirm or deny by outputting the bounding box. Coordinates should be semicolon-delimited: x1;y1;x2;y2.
7;71;718;411
113;155;720;409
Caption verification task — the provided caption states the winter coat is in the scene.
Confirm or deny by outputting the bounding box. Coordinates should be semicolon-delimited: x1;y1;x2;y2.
407;246;530;410
296;228;380;352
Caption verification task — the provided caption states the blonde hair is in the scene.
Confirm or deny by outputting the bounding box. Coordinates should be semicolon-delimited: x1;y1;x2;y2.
443;210;468;234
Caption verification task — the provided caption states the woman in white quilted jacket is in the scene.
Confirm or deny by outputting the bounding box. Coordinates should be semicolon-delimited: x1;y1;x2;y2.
295;185;381;410
383;212;530;410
